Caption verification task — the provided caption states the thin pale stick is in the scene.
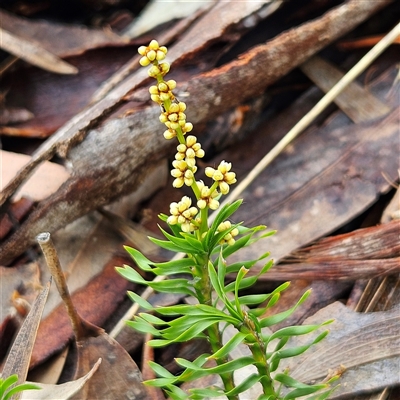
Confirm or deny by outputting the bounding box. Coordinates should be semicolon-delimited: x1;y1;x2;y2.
36;232;85;340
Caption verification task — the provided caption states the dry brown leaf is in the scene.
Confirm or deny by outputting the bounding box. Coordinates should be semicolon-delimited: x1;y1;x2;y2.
1;150;70;202
0;9;128;58
0;27;77;74
282;302;400;398
1;282;50;389
21;359;101;400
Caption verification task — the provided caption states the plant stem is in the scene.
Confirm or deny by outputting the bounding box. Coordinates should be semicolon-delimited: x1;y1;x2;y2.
242;317;277;398
193;259;238;400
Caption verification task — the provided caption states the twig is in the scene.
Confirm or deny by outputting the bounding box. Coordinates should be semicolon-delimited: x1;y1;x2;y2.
36;232;85;340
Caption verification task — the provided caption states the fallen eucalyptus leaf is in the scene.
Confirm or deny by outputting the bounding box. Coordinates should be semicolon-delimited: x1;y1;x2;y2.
0;28;77;74
281;302;400;398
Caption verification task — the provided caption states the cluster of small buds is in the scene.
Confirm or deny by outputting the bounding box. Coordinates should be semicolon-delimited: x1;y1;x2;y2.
175;136;205;168
205;161;237;195
217;221;240;246
160;102;187;130
139;40;238;241
167;196;199;232
171;160;197;188
196;181;219;210
149;80;176;104
138;40;167;67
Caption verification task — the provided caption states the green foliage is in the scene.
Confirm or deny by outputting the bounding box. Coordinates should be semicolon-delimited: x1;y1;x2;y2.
116;40;337;399
0;375;40;400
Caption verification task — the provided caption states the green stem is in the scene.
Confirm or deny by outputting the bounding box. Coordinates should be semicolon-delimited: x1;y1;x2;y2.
193;259;238;400
242;319;277;398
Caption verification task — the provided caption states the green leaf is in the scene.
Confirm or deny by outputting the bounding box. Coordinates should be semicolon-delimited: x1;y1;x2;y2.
189;387;226;398
224;275;258;292
274;374;328;398
259;290;311;328
115;265;146;284
150;279;195;296
153;258;194;274
234;267;249;316
139;313;166;325
176;356;254;375
270;324;328;341
0;375;18;396
126;318;160;336
204;200;243;249
148;361;175;378
163;385;189;400
236;293;272;306
224;373;261;396
123;246;153;271
3;383;41;400
155;317;221;344
208;331;247;360
158;226;205;254
127;291;153;310
149;237;190;253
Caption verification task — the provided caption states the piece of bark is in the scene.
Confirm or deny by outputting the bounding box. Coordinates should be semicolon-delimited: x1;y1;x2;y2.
0;0;390;264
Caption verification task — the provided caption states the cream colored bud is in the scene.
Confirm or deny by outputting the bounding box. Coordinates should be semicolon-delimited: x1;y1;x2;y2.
169;104;179;113
156;50;166;60
138;46;147;55
158;82;168;92
173;178;184;188
186;148;196;158
149;40;159;50
169;122;179;130
183;122;193;132
147;50;156;61
140;57;151;66
178;102;187;112
219;182;230;194
160;93;172;101
167;215;178;225
186;135;197;146
196;149;205;158
197;199;207;209
167;80;176;90
149;85;159;94
177;144;187;153
159;114;168;123
164;129;176;139
209;199;219;210
186;158;196;168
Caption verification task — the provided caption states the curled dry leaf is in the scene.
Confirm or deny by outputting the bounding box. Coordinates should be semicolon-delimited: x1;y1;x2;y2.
1;281;50;392
21;359;101;400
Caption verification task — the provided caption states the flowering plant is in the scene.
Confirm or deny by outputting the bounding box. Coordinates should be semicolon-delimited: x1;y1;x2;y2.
117;40;336;399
